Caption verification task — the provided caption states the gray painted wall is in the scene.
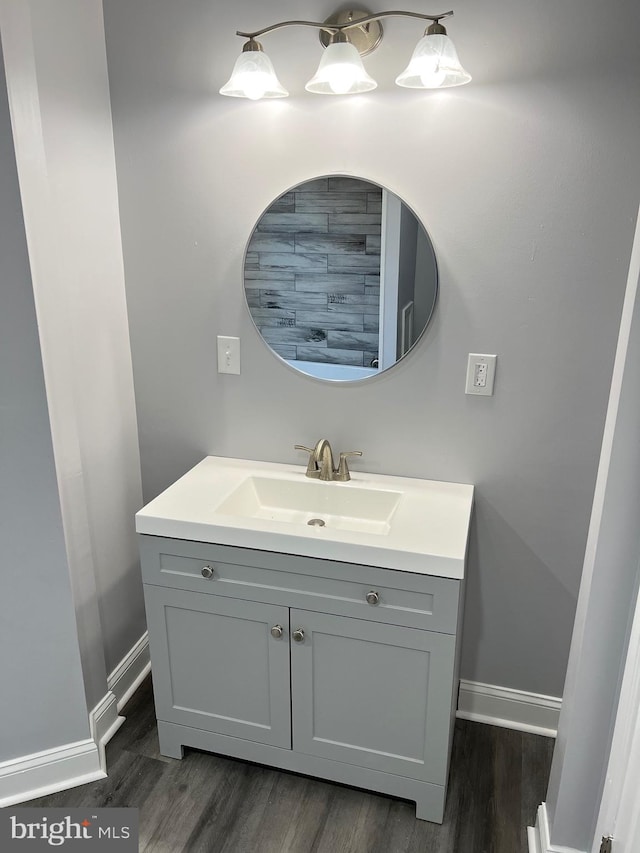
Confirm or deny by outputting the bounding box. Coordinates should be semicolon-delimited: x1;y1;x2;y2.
545;212;640;850
0;43;90;761
102;0;640;697
1;0;146;712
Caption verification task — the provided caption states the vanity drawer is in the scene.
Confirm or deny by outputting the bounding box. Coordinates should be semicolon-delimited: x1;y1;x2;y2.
140;535;461;634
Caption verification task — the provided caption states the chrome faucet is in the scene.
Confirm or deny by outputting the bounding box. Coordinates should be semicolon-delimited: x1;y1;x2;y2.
295;439;362;482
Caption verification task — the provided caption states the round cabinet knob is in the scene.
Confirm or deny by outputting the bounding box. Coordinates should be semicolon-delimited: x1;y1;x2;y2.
366;590;380;606
201;565;215;579
292;628;305;643
270;625;283;639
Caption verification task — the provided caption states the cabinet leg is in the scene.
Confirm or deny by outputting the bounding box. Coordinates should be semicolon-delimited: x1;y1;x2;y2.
157;721;184;759
415;796;444;824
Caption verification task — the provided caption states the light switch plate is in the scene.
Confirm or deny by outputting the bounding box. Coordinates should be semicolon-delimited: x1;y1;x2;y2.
465;353;497;395
217;336;240;375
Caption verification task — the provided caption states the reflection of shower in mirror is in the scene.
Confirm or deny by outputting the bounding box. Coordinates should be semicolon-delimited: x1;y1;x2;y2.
243;175;438;383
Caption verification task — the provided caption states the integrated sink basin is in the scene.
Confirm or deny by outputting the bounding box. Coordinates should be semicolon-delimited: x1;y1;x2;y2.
135;456;474;578
215;476;402;535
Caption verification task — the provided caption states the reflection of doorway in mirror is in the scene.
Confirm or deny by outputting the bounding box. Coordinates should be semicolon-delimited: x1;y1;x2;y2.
401;301;414;356
380;190;437;369
379;190;399;370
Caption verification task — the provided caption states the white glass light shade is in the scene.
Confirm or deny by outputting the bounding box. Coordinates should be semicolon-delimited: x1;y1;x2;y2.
305;42;377;95
395;33;471;89
220;50;288;99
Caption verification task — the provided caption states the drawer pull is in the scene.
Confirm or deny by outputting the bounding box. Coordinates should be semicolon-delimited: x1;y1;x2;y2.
366;590;380;606
270;625;283;639
292;628;305;643
201;565;215;579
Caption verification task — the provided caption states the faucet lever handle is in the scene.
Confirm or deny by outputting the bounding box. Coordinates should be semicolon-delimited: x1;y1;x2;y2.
337;451;363;481
294;444;319;476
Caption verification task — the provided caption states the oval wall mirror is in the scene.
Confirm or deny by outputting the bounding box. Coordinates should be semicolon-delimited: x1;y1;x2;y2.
244;175;438;382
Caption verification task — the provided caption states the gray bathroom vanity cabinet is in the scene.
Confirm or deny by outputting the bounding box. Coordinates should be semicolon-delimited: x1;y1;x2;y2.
137;456;473;822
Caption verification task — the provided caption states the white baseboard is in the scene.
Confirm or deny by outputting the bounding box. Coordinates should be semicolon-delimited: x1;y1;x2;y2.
90;629;150;768
89;691;125;771
107;630;150;712
528;803;587;853
0;632;150;808
457;679;561;737
528;822;543;853
0;739;105;808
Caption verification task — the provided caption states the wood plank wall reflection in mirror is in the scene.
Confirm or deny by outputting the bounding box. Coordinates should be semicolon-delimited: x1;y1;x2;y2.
244;176;438;382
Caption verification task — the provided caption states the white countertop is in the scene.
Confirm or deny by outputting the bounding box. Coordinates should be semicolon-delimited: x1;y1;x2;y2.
136;456;474;579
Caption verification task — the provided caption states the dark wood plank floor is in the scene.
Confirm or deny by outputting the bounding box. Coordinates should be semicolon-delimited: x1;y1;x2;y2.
29;677;553;852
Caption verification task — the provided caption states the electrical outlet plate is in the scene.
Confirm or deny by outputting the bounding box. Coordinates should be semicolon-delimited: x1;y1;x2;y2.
217;336;240;375
465;353;497;396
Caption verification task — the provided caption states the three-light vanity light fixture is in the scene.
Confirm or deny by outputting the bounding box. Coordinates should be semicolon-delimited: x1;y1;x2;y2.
220;7;471;100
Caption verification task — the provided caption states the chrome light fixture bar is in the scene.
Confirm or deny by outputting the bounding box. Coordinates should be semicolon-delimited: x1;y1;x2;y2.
220;8;471;100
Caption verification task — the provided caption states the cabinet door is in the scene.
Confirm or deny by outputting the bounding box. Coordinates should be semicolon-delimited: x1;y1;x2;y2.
145;585;291;747
290;609;456;783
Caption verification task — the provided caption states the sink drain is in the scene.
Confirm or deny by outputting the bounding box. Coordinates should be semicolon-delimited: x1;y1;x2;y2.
307;517;326;527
